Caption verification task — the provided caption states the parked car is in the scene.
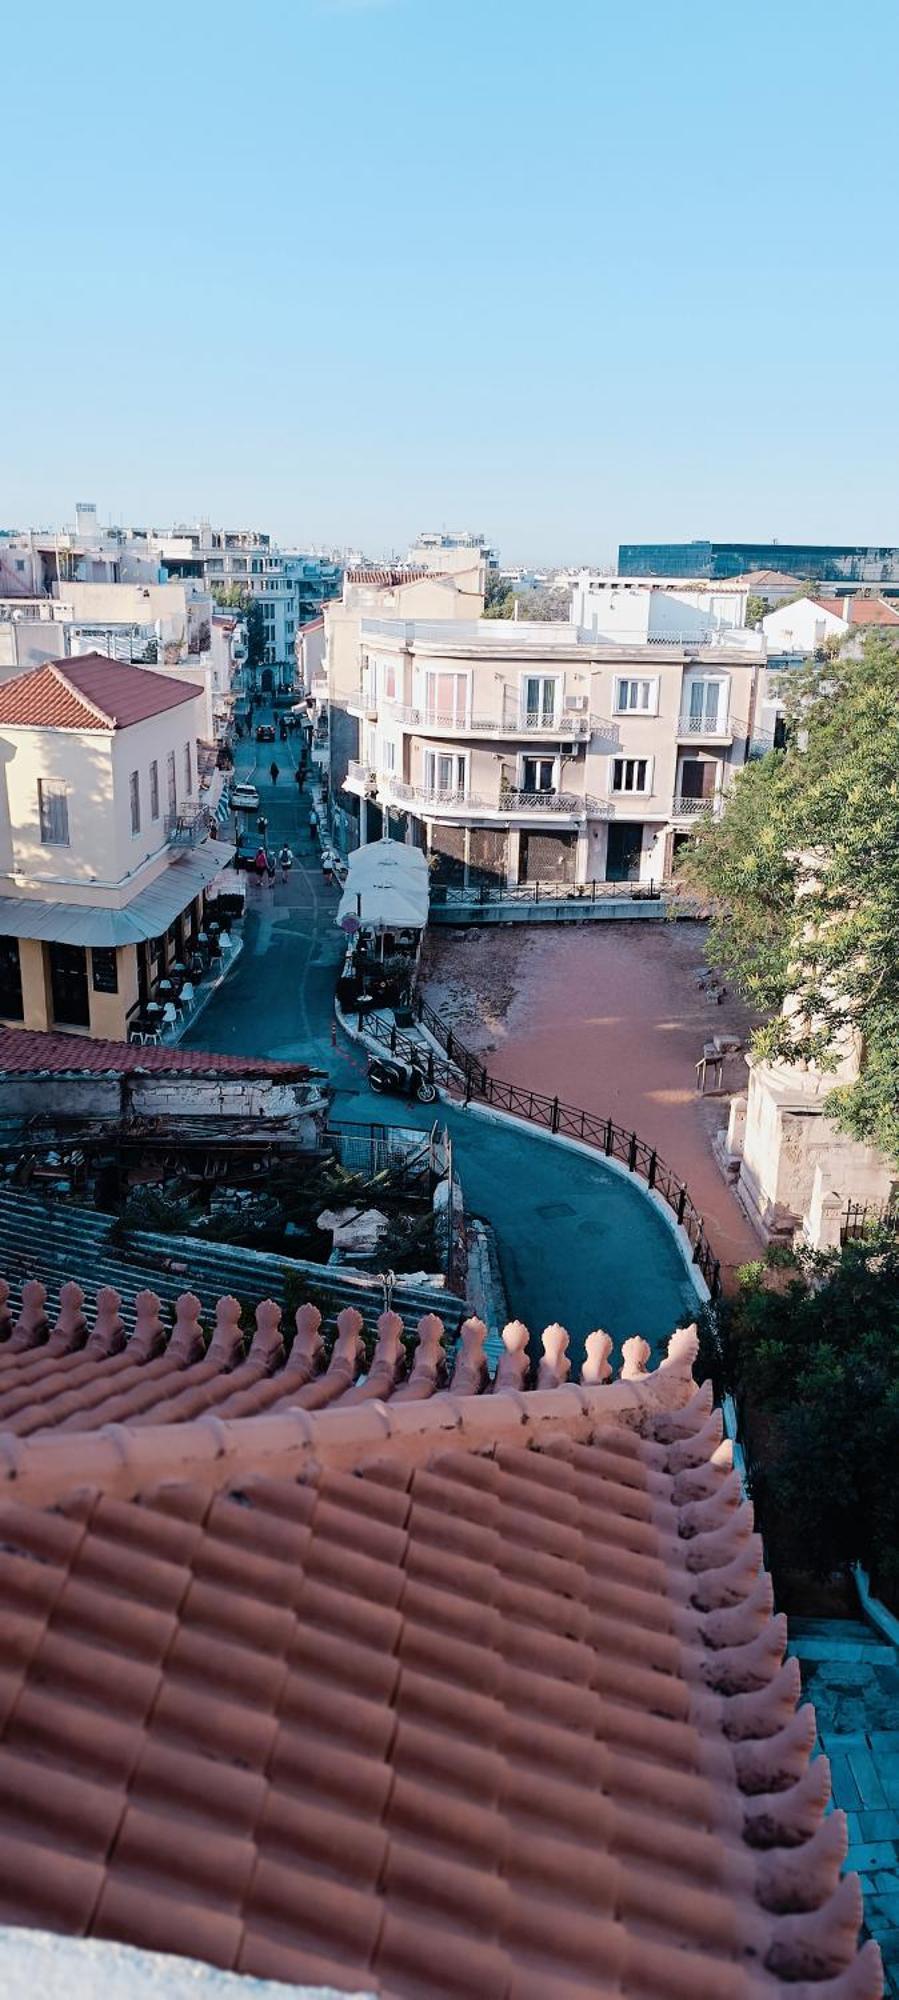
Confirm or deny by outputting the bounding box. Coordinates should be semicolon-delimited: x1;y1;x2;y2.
229;782;260;813
255;723;275;742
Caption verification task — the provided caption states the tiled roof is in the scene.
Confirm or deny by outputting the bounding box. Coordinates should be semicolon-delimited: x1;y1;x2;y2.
0;654;200;731
814;597;899;627
0;1292;881;1998
731;570;804;590
0;1028;313;1080
345;568;443;588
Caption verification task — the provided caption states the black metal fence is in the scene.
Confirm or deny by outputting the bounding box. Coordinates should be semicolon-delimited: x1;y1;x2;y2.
430;879;662;909
841;1199;899;1244
357;999;721;1297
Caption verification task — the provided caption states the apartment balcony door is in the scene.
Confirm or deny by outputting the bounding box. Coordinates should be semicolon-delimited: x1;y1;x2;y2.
685;677;726;732
523;676;557;727
425;672;467;728
48;942;91;1029
424;749;466;799
679;759;717;800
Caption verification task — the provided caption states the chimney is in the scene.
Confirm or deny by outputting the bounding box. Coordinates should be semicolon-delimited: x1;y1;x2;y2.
842;595;852;625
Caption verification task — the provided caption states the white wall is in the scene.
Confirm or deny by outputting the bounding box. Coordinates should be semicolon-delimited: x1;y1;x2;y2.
761;597;846;653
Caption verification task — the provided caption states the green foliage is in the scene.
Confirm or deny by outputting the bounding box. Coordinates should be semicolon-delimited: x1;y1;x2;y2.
726;1241;899;1599
211;582;249;610
677;633;899;1161
244;598;266;668
745;594;770;627
483;572;515;619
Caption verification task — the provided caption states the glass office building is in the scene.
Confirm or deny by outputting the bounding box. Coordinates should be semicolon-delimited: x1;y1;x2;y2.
618;541;899;584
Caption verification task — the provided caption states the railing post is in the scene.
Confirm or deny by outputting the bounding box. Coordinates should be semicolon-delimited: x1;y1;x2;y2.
390;1024;397;1054
427;1050;434;1082
647;1150;657;1189
535;882;539;904
677;1185;687;1225
551;1096;560;1134
592;878;596;903
446;1030;454;1061
605;1117;613;1156
628;1131;637;1172
357;1008;364;1033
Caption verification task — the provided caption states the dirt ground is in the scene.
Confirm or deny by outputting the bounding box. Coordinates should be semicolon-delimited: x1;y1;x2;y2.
419;919;763;1278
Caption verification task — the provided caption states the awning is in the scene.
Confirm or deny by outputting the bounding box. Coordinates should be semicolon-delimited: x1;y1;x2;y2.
336;837;429;932
0;841;236;948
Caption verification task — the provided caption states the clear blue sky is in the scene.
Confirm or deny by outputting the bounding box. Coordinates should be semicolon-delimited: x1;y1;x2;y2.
2;0;897;565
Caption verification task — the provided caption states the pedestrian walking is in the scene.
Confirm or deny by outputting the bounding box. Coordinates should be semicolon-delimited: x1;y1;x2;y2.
279;844;293;883
257;813;268;840
254;846;268;879
294;766;303;790
309;806;318;842
269;760;280;785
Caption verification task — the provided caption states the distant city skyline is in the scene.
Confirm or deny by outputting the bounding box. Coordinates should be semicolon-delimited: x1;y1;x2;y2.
1;0;897;568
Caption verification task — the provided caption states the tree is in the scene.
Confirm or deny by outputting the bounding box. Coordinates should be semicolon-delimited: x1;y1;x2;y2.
483;572;515;619
677;633;899;1161
713;1242;899;1604
211;582;250;610
745;593;770;627
244;599;266;670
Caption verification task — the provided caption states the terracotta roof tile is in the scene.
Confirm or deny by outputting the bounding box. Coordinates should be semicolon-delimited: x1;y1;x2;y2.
0;653;201;731
0;1284;884;1996
0;1026;314;1079
813;595;899;626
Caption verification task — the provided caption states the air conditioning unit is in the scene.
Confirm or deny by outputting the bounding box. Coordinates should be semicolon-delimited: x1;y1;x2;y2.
565;694;588;711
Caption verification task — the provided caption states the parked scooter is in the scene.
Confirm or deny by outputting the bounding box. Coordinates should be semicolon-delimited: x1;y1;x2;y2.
367;1053;438;1105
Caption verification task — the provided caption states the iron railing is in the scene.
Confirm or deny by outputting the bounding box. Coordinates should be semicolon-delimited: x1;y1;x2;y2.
841;1199;899;1244
356;996;721;1297
429;878;662;908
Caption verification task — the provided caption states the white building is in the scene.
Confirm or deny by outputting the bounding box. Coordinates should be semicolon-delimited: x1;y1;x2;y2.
571;574;755;644
407;531;499;584
343;618;763;888
154;525;342;686
0;655;232;1041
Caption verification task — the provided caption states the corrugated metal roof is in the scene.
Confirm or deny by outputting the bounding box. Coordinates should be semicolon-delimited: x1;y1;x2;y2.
0;841;235;947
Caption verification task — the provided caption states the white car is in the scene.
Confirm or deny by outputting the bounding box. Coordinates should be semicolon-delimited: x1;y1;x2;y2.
229;782;260;814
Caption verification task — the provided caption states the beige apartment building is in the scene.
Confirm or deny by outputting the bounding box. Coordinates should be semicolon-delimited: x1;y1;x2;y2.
325;564;483;844
0;654;233;1040
342;620;762;887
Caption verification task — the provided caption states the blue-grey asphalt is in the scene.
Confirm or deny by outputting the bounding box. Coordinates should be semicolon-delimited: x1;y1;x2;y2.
184;712;700;1360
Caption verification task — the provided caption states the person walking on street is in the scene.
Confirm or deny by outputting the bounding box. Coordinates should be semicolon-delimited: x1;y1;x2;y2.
294;766;303;793
257;813;268;840
308;806;318;845
269;760;280;785
278;843;293;884
254;846;268;880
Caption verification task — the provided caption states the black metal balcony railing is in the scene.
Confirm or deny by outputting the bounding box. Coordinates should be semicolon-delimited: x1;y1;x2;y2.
164;805;214;846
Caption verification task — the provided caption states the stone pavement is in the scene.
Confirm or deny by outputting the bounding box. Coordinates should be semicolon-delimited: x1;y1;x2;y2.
791;1615;899;1993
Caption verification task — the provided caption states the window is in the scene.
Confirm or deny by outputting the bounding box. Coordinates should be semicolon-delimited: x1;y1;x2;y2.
522;676;558;725
612;756;652;794
425;672;468;727
615;677;657;714
149;760;160;820
383;663;397;701
129;770;141;835
424;750;466;797
37;779;69;846
381;738;396;773
683;677;727;732
91;947;118;995
166;751;177;815
520;756;555;794
0;938;24;1021
184;742;192;796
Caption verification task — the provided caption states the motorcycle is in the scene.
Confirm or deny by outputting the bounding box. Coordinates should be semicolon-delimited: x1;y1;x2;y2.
367;1053;438;1105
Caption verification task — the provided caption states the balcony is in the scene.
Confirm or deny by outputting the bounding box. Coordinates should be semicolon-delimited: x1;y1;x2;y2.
164;804;214;847
347;689;378;720
671;794;724;822
385;778;602;824
382;701;598;740
677;710;733;744
344;761;378;798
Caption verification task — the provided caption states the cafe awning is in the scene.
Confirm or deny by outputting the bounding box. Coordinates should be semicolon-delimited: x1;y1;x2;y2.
0;841;235;949
336;837;429;932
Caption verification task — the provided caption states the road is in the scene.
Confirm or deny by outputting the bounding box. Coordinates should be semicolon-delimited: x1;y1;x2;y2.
184;711;701;1358
181;710;345;1074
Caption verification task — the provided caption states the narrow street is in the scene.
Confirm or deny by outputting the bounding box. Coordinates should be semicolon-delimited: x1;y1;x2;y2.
185;740;700;1358
181;707;345;1072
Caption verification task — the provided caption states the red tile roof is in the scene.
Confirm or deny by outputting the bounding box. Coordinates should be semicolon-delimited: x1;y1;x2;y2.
814;596;899;627
345;567;445;588
0;1028;313;1080
0;654;201;731
0;1295;881;1997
